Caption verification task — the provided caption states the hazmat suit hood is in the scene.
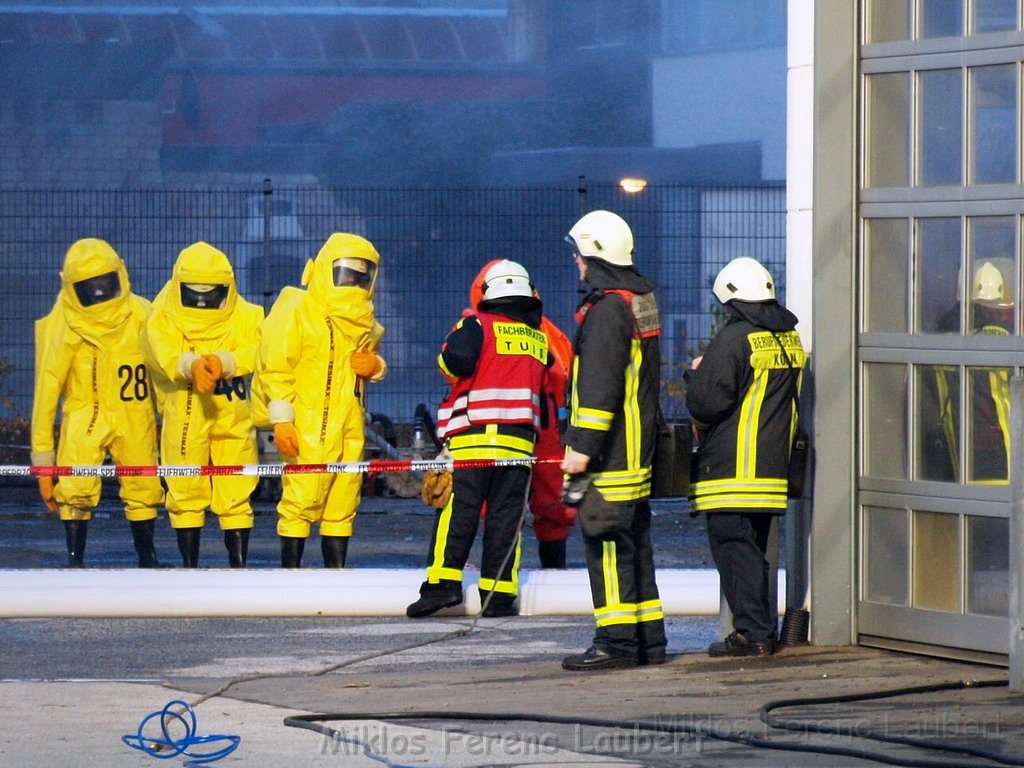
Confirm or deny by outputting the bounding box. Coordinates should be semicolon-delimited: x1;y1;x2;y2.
303;233;378;334
155;241;238;341
60;238;133;343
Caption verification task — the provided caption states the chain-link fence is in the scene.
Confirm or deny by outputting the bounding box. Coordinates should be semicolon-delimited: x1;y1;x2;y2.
0;181;785;437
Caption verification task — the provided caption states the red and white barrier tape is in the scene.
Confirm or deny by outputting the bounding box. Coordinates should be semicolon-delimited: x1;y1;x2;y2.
4;456;564;479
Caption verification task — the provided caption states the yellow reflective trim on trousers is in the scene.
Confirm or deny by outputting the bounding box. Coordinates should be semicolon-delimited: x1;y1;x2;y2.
426;494;462;584
736;368;768;478
637;599;664;622
602;540;619;608
624;339;643;469
478;578;517;595
595;604;641;627
478;532;522;595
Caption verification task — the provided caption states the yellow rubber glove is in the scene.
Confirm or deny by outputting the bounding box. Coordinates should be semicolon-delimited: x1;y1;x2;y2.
202;353;223;380
273;422;300;458
37;475;57;513
191;357;217;394
350;350;383;378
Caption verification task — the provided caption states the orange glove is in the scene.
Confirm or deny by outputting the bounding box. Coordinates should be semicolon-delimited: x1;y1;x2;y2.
37;475;57;513
202;353;223;380
191;357;218;394
350;350;382;378
273;422;300;458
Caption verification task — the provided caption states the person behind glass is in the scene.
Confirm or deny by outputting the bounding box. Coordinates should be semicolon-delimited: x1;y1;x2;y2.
406;259;549;619
559;210;667;672
686;257;805;658
931;259;1014;484
465;260;576;569
253;233;386;569
143;242;264;568
31;238;165;568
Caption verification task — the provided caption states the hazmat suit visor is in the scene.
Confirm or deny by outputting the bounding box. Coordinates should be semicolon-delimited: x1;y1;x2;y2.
180;282;229;310
72;271;122;307
333;258;375;289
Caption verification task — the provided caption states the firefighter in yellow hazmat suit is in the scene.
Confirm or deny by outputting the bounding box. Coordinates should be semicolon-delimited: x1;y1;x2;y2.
143;241;264;568
253;233;386;568
31;238;165;568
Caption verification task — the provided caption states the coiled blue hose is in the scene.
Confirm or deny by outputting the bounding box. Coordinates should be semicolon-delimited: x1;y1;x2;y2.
121;699;240;765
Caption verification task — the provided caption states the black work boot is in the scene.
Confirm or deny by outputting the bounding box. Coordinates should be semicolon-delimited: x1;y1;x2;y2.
538;539;567;569
480;592;518;618
321;536;349;568
130;519;161;568
63;520;88;568
176;527;202;568
224;528;250;568
406;581;463;618
280;536;306;568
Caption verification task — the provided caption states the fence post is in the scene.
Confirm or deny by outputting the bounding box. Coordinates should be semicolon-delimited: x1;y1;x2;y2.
1010;375;1023;690
261;177;273;312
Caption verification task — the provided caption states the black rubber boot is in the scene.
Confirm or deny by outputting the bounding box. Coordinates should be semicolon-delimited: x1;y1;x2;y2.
63;520;88;568
321;536;349;568
176;527;202;568
538;539;567;569
281;536;306;568
130;519;161;568
224;528;250;568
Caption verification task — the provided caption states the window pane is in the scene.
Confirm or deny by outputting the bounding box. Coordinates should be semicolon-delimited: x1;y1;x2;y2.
912;510;960;611
866;0;910;42
920;0;964;37
865;73;910;187
864;363;907;478
864;218;909;332
967;216;1016;333
966;365;1011;482
970;65;1017;184
916;364;959;481
864;506;909;605
918;69;963;186
973;0;1018;33
915;217;962;333
966;516;1008;616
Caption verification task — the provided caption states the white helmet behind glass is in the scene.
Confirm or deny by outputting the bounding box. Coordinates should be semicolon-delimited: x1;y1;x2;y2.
566;210;634;267
971;259;1014;308
482;259;533;300
713;257;776;304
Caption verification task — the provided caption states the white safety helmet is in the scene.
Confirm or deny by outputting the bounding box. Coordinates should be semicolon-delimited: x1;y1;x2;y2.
481;259;533;300
971;260;1014;308
565;210;634;267
713;257;776;304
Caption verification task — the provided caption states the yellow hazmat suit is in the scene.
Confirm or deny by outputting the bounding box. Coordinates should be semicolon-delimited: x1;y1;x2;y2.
142;242;263;567
253;233;385;566
30;238;164;567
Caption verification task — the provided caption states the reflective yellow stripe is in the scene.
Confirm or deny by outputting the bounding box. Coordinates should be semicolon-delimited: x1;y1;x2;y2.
425;494;462;584
478;531;522;595
595;603;640;627
592;467;653;502
736;369;767;478
624;339;643;469
449;428;535;457
637;599;664;622
574;407;614;431
602;540;619;608
691;494;789;512
437;353;455;380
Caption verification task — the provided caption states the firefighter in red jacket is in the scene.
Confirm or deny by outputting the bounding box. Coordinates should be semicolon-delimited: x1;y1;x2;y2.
407;260;549;619
467;260;576;568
